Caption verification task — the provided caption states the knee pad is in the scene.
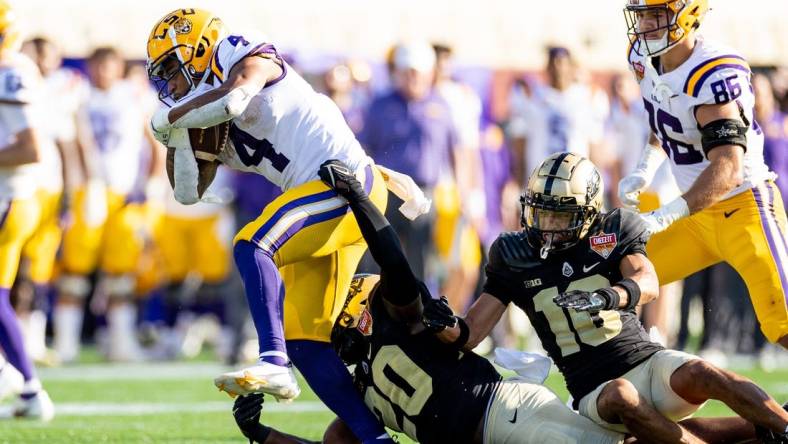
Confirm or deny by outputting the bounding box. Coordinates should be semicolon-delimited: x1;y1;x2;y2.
57;274;91;299
102;275;136;299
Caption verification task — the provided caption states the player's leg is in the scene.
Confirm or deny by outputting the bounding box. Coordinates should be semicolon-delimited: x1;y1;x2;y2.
20;190;62;364
55;188;105;362
231;165;385;367
646;209;721;285
289;339;391;444
0;197;53;420
579;352;705;443
100;201;148;361
668;355;788;437
485;377;623;444
721;182;788;348
284;244;391;443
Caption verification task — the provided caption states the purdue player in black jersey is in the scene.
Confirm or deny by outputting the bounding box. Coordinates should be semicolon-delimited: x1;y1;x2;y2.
432;152;788;444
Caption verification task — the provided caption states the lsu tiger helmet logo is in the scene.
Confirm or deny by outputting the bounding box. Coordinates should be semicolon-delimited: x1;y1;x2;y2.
521;152;604;258
330;274;380;365
624;0;709;56
146;8;228;102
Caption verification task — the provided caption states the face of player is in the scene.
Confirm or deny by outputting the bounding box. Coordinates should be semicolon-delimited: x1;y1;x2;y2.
160;57;191;101
88;56;124;90
536;210;575;242
636;8;672;41
394;67;434;101
547;55;573;89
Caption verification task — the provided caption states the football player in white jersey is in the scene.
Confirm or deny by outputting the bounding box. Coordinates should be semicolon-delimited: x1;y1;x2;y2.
146;9;399;443
620;0;788;349
0;0;53;420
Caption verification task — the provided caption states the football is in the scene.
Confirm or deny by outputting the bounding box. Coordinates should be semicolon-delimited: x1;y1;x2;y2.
188;121;230;162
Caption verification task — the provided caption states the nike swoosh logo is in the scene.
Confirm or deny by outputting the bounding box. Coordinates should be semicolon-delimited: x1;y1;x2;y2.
583;262;600;273
724;209;740;218
509;409;518;424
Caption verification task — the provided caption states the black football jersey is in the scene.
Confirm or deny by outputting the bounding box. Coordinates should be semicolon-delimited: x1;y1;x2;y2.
356;293;502;444
483;208;664;403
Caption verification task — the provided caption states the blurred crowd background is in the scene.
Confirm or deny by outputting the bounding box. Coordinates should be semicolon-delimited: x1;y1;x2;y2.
8;0;788;372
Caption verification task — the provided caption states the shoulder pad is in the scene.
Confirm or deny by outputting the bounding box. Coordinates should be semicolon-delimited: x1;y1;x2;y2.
683;53;751;102
495;232;540;270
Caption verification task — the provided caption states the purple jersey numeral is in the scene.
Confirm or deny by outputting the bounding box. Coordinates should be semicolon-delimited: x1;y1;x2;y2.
643;99;703;165
229;123;290;173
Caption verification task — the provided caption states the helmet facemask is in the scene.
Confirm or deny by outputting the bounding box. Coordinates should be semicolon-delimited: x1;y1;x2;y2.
625;2;682;57
522;193;598;259
330;274;379;365
147;43;203;105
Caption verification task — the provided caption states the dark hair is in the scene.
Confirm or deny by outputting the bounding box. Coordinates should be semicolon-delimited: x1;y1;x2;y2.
432;43;452;58
88;47;123;64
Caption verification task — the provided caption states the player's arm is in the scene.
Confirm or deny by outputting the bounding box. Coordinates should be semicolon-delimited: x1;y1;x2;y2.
617;132;666;208
0;102;41;166
233;394;320;444
153;56;282;131
431;293;507;350
165;146;217;199
682;101;746;212
554;253;658;312
318;160;423;324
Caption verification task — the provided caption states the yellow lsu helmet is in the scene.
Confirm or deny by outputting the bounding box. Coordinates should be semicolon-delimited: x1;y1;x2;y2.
0;0;20;56
521;152;603;259
146;8;228;102
330;274;380;365
624;0;709;57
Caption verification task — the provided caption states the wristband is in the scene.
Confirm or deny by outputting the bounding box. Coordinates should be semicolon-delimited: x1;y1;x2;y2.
452;317;470;349
616;278;641;310
594;287;620;310
249;423;272;443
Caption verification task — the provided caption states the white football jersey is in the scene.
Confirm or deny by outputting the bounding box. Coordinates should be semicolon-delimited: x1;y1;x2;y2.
0;53;51;199
510;83;601;176
84;81;145;195
628;36;772;197
189;32;369;191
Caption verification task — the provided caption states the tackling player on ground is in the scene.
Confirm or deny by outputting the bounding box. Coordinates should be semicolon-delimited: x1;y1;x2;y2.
619;0;788;348
432;152;788;443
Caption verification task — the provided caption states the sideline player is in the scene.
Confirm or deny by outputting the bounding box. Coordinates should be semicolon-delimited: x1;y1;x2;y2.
230;159;770;444
433;153;788;443
619;0;788;348
146;8;398;443
0;0;53;420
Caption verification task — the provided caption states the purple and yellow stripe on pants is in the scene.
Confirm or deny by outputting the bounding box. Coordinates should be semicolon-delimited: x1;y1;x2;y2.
751;181;788;341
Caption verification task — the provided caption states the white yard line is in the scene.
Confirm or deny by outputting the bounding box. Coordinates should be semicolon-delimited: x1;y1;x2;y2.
38;362;230;381
52;401;327;416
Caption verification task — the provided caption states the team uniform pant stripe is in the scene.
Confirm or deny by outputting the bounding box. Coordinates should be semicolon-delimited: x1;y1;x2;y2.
766;182;788;253
752;185;788;304
251;165;374;254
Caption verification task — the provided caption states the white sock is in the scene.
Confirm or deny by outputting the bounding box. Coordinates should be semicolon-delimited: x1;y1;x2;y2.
26;311;48;360
108;303;141;361
54;305;83;363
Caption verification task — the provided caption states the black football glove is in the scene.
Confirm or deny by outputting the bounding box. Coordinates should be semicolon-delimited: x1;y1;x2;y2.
422;296;457;333
553;290;614;313
232;394;272;443
318;159;367;202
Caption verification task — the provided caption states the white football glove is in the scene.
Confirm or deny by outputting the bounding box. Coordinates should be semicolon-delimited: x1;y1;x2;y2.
618;173;649;209
151;107;173;145
618;143;665;209
639;197;689;236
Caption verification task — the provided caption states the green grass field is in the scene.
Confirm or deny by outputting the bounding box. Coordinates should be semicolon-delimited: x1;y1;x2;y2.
0;358;786;443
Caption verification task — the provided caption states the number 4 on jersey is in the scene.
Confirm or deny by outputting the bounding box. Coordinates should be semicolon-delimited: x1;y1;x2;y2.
229;123;290;172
